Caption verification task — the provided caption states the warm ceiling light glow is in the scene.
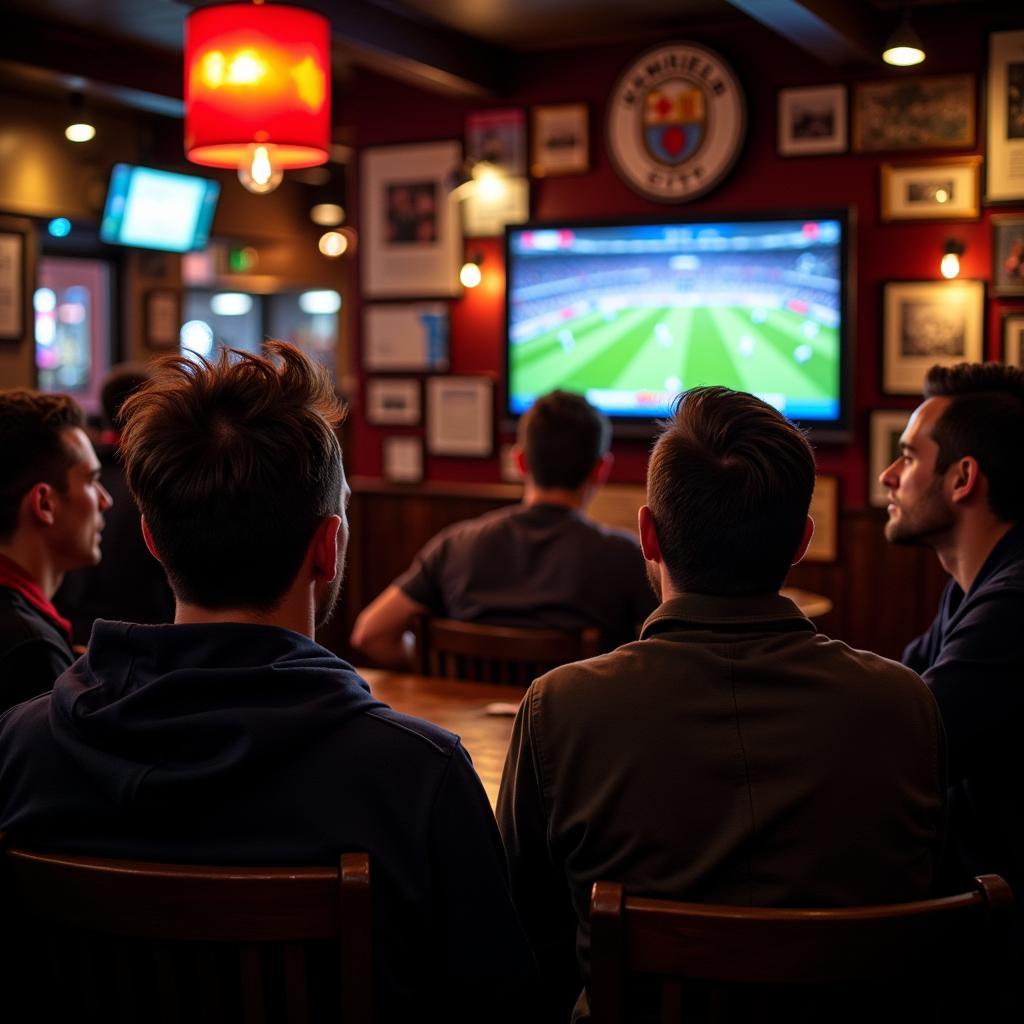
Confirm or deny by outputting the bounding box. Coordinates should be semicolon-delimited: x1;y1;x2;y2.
318;231;348;257
310;202;345;226
883;12;925;67
65;122;96;143
210;292;253;316
238;143;284;194
940;252;960;279
460;260;483;288
299;290;342;315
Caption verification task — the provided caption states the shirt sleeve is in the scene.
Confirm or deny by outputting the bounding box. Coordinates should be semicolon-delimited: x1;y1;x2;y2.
394;532;449;615
0;639;72;716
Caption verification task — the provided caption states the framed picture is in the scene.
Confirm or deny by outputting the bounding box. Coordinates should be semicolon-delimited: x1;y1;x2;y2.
382;435;424;484
363;303;449;372
426;376;494;457
531;103;590;176
1003;312;1024;366
804;475;838;562
145;289;182;350
365;378;421;426
880;156;982;221
985;30;1024;203
776;84;847;156
868;410;912;507
466;109;526;176
360;141;463;299
882;280;985;395
462;177;530;238
992;217;1024;296
0;217;32;342
853;74;975;152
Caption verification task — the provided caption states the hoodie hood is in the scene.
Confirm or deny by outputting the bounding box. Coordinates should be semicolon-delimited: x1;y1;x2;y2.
50;620;383;811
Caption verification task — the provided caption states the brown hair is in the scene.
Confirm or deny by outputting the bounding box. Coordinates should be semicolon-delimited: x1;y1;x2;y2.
119;342;347;610
517;390;611;490
0;390;85;540
647;387;815;596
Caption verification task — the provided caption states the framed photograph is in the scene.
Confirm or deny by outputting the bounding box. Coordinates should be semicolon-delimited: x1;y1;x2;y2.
365;378;421;426
360;141;463;299
0;217;31;342
853;74;975;153
466;109;526;176
531;103;590;176
382;436;424;484
363;303;449;372
426;376;494;457
882;280;985;395
985;30;1024;203
777;84;847;156
880;156;982;221
1002;312;1024;366
804;475;838;562
145;289;182;350
992;217;1024;296
868;410;911;507
462;177;530;238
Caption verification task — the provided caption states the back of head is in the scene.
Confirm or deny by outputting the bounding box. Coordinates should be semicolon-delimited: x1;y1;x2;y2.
0;390;85;541
517;390;610;490
119;342;347;610
923;362;1024;523
101;364;151;430
647;387;815;596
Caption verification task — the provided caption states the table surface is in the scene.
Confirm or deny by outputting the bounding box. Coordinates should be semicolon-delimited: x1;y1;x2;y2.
360;668;524;810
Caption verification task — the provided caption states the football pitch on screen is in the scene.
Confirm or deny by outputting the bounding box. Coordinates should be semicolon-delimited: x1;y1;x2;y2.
510;305;838;406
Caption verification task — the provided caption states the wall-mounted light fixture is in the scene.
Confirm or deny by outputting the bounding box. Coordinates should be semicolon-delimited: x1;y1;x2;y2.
941;239;965;280
883;9;926;67
460;252;484;289
64;92;96;143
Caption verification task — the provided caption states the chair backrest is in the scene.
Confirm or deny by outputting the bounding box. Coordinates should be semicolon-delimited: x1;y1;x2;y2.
588;875;1015;1024
0;832;372;1024
414;614;601;685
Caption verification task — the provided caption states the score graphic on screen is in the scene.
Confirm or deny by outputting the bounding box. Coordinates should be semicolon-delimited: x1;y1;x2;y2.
505;215;848;434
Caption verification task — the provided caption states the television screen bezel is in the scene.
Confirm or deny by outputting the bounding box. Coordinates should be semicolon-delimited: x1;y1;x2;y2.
503;208;854;443
100;163;221;254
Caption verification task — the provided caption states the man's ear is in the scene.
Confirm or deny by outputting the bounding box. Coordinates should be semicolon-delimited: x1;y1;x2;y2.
513;444;528;478
26;484;57;527
949;456;982;506
791;515;815;566
590;451;614;487
140;517;164;564
638;505;663;563
311;515;342;583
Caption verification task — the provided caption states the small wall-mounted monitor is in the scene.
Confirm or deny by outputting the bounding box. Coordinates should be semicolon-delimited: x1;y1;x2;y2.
100;164;220;253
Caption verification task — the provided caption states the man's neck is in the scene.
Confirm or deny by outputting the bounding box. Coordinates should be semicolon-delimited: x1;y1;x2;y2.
934;518;1015;594
522;482;588;511
174;590;314;638
0;538;61;599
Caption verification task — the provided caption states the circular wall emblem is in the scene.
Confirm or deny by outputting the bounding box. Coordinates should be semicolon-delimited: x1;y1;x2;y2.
606;42;746;203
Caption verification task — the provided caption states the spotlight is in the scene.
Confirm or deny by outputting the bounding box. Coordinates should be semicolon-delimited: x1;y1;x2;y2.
64;92;96;142
883;10;925;67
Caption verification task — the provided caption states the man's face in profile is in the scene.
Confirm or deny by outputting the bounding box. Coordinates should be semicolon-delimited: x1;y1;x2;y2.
314;463;350;630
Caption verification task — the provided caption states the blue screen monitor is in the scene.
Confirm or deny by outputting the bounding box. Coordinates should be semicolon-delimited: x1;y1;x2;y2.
101;164;220;253
505;211;851;438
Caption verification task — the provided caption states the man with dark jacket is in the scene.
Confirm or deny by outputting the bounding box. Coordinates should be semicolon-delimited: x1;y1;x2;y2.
0;343;536;1019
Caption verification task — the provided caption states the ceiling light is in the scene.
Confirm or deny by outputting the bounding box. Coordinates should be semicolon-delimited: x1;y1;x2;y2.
310;202;345;227
210;292;253;316
883;11;925;67
319;230;348;257
460;252;484;289
64;92;95;142
299;290;341;315
940;240;965;280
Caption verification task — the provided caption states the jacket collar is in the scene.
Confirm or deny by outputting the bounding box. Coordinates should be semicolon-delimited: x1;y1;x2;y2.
967;521;1024;597
640;591;814;638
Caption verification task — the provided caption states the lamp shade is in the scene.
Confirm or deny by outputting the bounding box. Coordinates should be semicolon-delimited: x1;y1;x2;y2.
185;3;330;169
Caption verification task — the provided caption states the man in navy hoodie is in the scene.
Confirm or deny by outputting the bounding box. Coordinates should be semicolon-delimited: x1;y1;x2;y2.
0;342;536;1019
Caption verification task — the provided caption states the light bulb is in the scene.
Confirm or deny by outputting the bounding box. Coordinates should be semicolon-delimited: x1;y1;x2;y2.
883;44;925;66
940;252;960;279
65;122;96;143
460;261;482;288
318;230;348;257
238;144;283;195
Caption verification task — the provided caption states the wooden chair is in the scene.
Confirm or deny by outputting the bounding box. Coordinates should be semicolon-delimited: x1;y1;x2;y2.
588;875;1015;1024
0;832;372;1024
414;614;601;685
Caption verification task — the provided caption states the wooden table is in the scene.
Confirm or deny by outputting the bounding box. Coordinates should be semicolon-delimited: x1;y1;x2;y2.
359;668;524;810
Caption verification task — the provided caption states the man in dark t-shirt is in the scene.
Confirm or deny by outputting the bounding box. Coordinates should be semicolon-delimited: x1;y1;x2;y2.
351;391;655;669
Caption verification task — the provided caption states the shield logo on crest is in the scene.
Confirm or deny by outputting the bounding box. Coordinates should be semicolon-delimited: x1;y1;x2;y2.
643;82;705;165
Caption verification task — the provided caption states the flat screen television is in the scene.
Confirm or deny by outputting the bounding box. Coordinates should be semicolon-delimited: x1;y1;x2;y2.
100;164;220;253
505;211;852;437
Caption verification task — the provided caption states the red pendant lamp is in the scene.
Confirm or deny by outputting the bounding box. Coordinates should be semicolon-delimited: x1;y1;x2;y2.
185;1;330;194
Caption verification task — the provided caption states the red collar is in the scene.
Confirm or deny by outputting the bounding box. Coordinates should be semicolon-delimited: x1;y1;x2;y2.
0;554;72;640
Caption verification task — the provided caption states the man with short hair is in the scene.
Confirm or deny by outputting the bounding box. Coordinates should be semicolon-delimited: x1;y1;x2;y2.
879;362;1024;903
0;390;111;713
499;386;945;1017
351;389;655;668
0;343;535;1018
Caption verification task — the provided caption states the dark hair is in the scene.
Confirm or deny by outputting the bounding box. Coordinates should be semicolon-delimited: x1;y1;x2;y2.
0;390;85;540
101;364;151;429
517;390;611;490
646;387;816;596
119;342;347;610
923;362;1024;522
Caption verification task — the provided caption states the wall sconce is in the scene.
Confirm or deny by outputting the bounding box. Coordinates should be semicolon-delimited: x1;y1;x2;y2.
883;10;926;67
64;92;96;143
460;252;484;289
941;239;965;280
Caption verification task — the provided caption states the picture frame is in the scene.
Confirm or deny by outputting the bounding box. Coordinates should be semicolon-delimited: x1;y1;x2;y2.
426;376;494;457
882;280;985;395
985;30;1024;203
144;288;182;350
1002;312;1024;366
382;435;425;484
466;108;526;176
776;84;847;157
365;378;422;426
880;156;982;222
461;177;530;238
992;216;1024;296
852;74;975;153
868;410;912;508
363;303;450;372
804;475;839;562
531;103;590;176
360;141;463;299
0;216;32;342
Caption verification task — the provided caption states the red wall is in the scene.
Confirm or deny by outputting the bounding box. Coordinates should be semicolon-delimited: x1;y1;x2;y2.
342;13;1024;503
